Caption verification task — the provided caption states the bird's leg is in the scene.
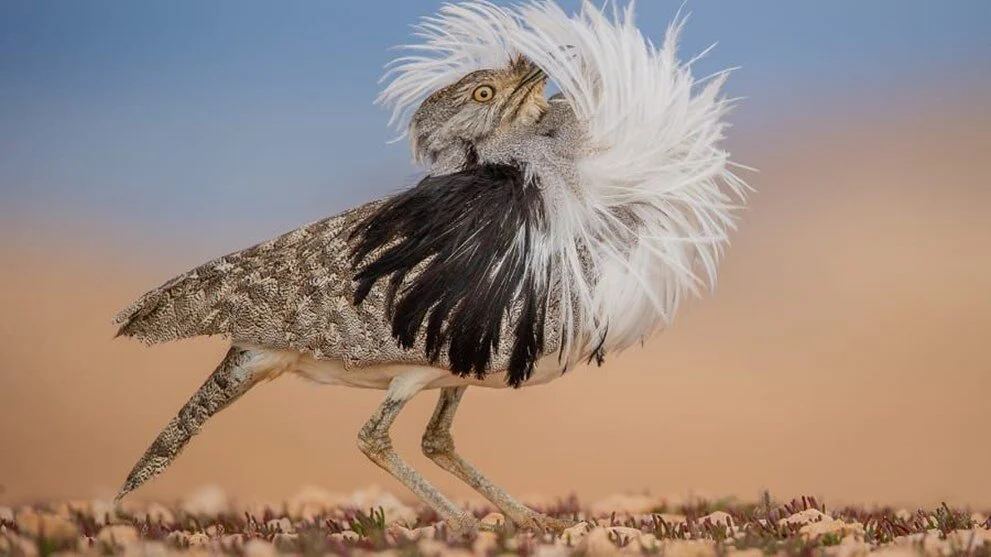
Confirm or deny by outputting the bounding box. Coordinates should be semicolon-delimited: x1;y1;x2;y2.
357;372;477;533
421;386;572;533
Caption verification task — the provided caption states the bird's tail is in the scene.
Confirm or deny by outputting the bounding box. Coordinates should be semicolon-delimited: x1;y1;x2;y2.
115;346;260;502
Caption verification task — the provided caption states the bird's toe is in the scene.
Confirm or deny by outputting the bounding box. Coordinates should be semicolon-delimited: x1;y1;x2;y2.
514;511;573;534
443;512;481;536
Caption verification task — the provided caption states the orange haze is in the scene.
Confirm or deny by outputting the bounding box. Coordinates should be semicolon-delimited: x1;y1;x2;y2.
1;98;989;510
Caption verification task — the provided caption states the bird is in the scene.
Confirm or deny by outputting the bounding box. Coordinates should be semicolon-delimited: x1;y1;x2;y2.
112;0;749;533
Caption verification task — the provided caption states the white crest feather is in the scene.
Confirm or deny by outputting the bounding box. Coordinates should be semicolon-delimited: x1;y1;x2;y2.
379;1;751;366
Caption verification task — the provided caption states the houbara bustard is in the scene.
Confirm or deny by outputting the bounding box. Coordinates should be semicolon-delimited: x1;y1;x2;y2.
113;0;749;533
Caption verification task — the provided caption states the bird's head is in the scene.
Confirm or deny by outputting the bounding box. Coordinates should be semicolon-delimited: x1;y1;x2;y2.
408;55;548;164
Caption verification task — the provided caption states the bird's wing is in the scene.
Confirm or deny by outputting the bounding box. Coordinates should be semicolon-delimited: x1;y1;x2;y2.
113;201;411;367
115;163;557;384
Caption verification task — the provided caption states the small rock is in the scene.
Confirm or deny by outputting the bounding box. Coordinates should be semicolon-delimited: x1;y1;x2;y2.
287;485;347;520
823;534;871;557
54;500;90;520
799;518;864;541
181;485;229;515
728;549;764;557
186;532;211;547
628;532;660;553
605;526;643;543
699;510;733;527
1;533;39;557
559;521;592;545
386;524;417;543
165;531;188;547
480;512;505;527
589;493;663;517
533;544;571;557
780;508;831;526
946;528;991;549
243;539;277;557
348;485;417;525
15;509;79;541
97;525;139;548
221;533;245;550
867;548;927;557
266;517;293;533
409;524;439;540
89;500;117;526
272;532;299;551
132;502;175;525
579;527;621;556
0;507;13;522
473;530;499;554
656;539;717;557
76;535;97;552
123;540;169;557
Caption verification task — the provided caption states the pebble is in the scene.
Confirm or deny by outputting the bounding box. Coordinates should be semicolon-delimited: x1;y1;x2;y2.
348;485;417;525
473;530;499;554
286;485;347;520
266;517;293;533
221;533;245;550
698;510;734;527
779;508;831;526
559;521;592;545
480;511;505;527
0;533;39;557
579;526;622;556
656;539;717;557
96;524;139;548
272;532;299;551
123;540;169;557
132;502;175;525
15;509;79;541
186;532;211;548
533;544;571;557
243;539;277;557
797;517;865;541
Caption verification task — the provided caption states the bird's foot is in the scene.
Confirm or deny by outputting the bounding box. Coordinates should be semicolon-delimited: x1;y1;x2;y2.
511;510;574;534
442;512;481;536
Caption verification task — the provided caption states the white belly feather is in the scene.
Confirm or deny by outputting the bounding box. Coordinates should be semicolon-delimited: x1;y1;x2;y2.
238;344;568;391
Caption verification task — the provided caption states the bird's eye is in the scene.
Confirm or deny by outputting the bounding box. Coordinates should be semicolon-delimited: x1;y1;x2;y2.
472;85;495;103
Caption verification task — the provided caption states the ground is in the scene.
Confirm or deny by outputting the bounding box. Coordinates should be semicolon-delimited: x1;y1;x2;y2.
1;486;989;556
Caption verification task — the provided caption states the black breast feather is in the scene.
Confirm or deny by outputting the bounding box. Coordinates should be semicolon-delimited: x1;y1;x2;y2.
349;162;549;387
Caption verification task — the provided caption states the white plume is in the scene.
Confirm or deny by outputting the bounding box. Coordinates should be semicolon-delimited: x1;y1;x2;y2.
379;1;751;367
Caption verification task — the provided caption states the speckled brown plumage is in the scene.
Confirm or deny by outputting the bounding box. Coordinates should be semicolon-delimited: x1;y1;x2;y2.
115;346;256;502
113;200;562;374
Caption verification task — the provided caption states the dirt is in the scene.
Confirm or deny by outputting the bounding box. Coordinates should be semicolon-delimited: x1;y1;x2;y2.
2;487;989;556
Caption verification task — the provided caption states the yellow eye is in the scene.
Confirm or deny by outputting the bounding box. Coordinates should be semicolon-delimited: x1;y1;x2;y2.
472;85;495;103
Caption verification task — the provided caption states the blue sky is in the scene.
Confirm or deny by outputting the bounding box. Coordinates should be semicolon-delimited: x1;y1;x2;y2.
1;1;988;246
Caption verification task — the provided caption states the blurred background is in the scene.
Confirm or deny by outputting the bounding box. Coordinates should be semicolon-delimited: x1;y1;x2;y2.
1;1;989;509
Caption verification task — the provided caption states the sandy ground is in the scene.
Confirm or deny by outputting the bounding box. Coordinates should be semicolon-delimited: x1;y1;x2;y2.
0;97;989;512
1;488;989;555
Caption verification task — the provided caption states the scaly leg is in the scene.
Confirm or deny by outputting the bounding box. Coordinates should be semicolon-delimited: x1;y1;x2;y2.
357;371;477;532
421;386;571;533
